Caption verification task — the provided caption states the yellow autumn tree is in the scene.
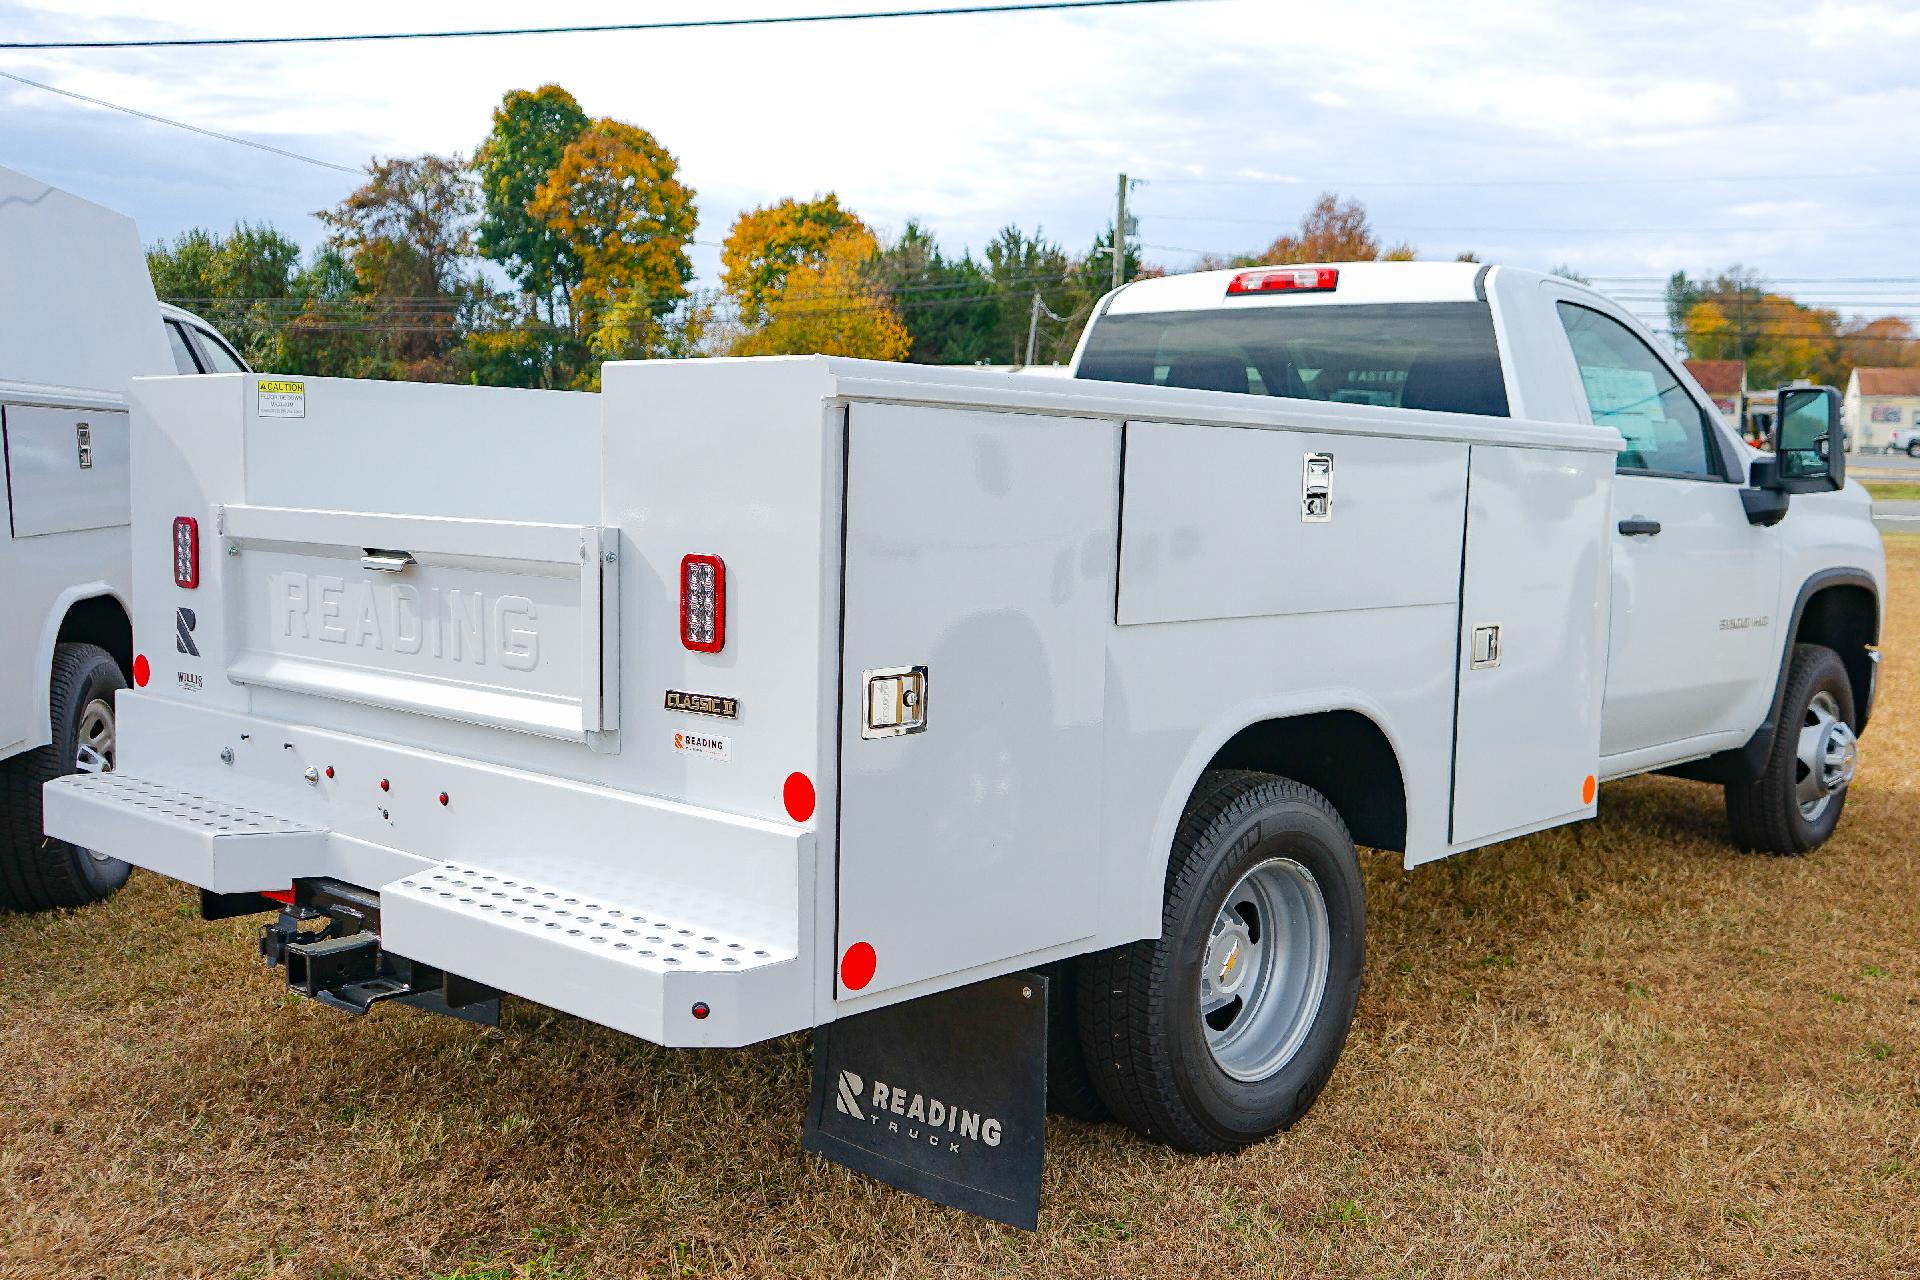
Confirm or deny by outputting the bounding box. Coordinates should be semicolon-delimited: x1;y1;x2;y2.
721;194;863;325
528;118;696;377
733;227;911;361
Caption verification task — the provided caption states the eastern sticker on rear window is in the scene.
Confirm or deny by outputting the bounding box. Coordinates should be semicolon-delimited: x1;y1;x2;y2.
257;378;306;419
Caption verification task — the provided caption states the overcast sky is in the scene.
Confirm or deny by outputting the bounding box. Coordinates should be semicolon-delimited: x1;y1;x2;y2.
4;0;1918;333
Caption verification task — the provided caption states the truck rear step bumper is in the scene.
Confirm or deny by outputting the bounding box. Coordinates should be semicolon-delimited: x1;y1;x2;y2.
43;771;811;1047
44;772;326;893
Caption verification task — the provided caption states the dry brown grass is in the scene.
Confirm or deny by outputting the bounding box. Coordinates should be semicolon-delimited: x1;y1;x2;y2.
4;543;1918;1280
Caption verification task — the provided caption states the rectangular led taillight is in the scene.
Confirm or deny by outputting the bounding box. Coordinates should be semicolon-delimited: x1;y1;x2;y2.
172;516;199;589
680;554;726;653
1226;267;1339;297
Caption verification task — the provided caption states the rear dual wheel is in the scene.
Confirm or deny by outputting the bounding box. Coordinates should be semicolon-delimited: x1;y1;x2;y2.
1073;770;1365;1152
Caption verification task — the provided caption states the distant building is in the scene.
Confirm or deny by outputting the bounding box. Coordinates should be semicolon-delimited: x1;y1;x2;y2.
1685;359;1746;431
1843;367;1920;452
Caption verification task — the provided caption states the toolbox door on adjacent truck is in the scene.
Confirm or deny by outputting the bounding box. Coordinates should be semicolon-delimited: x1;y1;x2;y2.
834;403;1116;1000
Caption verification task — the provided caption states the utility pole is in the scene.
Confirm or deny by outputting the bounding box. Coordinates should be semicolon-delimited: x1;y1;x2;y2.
1026;290;1067;367
1112;172;1129;294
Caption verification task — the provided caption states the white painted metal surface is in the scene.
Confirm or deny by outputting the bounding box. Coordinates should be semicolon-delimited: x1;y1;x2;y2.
44;260;1887;1050
836;404;1113;998
0;164;244;764
1448;445;1612;846
42;771;325;893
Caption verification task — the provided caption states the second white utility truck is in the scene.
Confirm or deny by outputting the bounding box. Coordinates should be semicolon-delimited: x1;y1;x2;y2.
0;164;249;912
46;263;1882;1227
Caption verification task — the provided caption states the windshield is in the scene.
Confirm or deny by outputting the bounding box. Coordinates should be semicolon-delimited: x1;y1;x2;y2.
1075;301;1509;418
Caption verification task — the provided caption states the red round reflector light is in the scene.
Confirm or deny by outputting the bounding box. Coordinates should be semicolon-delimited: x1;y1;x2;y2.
379;778;390;792
691;1001;711;1020
783;772;816;822
841;942;877;991
438;792;449;806
131;654;150;687
324;766;334;779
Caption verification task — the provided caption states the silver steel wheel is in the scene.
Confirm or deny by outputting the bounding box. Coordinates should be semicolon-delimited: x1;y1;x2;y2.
1199;856;1331;1082
75;697;117;862
1794;689;1856;821
75;698;116;774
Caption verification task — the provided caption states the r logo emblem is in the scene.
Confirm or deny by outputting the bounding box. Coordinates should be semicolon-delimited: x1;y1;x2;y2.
175;607;199;657
834;1069;865;1120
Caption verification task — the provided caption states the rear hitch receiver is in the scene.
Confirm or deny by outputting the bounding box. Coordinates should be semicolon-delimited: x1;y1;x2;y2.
257;880;503;1025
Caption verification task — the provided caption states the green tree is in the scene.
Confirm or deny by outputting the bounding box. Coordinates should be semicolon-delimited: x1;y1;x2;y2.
475;85;590;318
871;220;999;364
314;154;478;381
147;223;302;368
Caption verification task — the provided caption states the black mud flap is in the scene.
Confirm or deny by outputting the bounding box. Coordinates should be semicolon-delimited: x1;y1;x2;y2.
803;972;1047;1230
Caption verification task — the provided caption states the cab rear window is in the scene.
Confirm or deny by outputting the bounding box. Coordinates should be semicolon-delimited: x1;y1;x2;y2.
1075;301;1510;418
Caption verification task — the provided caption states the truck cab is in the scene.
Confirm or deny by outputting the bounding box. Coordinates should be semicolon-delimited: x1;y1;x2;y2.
0;164;250;911
1072;261;1883;828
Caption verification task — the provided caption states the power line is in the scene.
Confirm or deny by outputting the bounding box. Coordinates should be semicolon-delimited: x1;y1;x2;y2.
0;68;360;172
0;0;1210;50
1142;169;1918;190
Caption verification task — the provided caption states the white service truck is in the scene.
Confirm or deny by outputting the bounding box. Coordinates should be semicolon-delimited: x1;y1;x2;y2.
44;262;1881;1227
0;164;249;912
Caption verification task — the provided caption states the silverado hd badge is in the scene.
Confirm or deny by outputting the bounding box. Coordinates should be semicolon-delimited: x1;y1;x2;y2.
664;689;738;719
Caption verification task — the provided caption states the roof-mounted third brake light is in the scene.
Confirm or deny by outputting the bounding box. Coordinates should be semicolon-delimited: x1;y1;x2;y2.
1226;267;1339;297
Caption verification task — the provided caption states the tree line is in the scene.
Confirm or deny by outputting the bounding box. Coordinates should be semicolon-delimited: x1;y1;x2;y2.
148;83;1920;390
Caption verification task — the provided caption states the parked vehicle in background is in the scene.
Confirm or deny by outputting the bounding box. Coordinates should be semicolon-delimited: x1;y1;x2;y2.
1889;425;1920;457
0;164;249;912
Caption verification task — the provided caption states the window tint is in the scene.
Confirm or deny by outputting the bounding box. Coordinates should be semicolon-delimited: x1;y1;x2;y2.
1075;302;1510;417
191;327;248;373
164;320;202;374
1555;302;1718;477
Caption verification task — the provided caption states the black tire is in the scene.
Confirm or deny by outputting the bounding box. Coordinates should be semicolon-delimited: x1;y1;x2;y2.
1725;643;1856;856
0;643;130;911
1076;770;1365;1153
1907;441;1919;458
1041;960;1109;1121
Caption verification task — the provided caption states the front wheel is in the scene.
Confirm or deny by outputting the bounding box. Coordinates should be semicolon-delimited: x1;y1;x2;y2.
1076;770;1365;1153
1907;441;1920;457
1724;643;1857;855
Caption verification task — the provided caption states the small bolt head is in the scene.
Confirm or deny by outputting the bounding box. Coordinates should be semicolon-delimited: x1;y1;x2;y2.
303;766;319;784
220;747;234;764
1022;986;1033;999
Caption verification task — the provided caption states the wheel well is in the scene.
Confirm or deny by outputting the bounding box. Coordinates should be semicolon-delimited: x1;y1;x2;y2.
56;595;132;682
1204;710;1407;852
1796;583;1877;732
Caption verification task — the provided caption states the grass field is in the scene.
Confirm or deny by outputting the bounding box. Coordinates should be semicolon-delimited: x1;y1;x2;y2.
1863;481;1920;502
3;541;1916;1280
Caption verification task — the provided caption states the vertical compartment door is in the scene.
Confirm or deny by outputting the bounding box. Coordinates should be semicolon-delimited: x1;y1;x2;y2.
836;404;1115;1000
1451;445;1613;846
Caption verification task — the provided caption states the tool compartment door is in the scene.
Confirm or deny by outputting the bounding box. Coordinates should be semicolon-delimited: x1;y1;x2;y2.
1449;445;1612;846
836;404;1115;1000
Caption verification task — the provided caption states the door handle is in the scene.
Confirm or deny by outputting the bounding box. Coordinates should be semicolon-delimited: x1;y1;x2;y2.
361;548;417;573
1617;518;1662;537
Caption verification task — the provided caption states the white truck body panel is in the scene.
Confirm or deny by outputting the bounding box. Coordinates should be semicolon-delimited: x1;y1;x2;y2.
0;164;170;761
47;356;1624;1044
